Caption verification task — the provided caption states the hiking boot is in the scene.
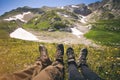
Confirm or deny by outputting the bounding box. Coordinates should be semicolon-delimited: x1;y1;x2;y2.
36;45;52;66
55;44;64;63
77;48;88;67
66;47;75;63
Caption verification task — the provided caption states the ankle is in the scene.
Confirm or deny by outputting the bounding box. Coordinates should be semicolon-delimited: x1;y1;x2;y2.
68;61;77;66
56;58;64;64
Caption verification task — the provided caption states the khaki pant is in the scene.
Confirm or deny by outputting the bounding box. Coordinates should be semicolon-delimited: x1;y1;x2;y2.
0;60;64;80
33;61;64;80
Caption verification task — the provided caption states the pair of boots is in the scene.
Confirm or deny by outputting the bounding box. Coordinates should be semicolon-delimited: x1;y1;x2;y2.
38;44;88;68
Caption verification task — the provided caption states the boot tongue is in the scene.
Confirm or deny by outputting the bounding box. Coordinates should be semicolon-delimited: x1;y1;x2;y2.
42;51;48;56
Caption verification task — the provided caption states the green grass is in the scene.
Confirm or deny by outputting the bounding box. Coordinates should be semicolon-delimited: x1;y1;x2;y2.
24;21;50;30
0;21;18;39
0;38;119;80
85;19;120;46
0;30;9;39
36;21;50;29
85;30;120;46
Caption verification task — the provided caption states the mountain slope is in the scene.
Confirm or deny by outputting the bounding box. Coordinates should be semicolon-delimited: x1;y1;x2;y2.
24;10;72;31
0;20;18;38
0;6;44;19
87;0;120;21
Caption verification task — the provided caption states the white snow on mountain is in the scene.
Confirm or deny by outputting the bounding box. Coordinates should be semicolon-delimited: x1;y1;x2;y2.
57;12;69;18
81;16;87;23
10;28;39;41
63;14;69;17
4;12;31;23
78;15;87;24
57;6;64;9
71;5;79;8
71;27;83;38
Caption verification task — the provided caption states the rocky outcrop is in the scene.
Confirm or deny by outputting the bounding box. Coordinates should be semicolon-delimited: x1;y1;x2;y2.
88;1;102;11
87;0;120;21
73;4;92;16
63;4;92;16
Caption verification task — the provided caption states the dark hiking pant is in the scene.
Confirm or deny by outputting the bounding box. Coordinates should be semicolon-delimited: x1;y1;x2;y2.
68;61;101;80
68;62;85;80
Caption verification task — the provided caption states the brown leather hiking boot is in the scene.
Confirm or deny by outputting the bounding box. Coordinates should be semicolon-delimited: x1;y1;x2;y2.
55;44;64;64
36;45;52;67
77;48;88;67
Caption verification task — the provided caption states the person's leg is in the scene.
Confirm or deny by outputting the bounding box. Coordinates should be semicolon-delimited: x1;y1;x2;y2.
0;45;52;80
32;45;52;77
66;47;85;80
77;48;102;80
81;65;101;80
33;44;64;80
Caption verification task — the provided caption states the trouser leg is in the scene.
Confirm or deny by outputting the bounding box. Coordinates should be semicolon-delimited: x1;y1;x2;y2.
0;44;52;80
32;57;52;78
0;59;52;80
81;65;101;80
33;61;64;80
68;62;85;80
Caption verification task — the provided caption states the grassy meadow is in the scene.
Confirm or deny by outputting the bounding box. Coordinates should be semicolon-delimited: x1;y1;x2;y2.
85;19;120;46
0;19;120;80
0;38;119;80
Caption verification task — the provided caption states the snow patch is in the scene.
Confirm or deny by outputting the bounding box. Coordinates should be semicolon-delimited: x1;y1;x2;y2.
71;27;83;38
80;16;87;24
57;6;64;9
71;5;79;8
4;12;31;23
57;12;69;18
78;15;87;24
63;14;69;17
10;28;39;41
